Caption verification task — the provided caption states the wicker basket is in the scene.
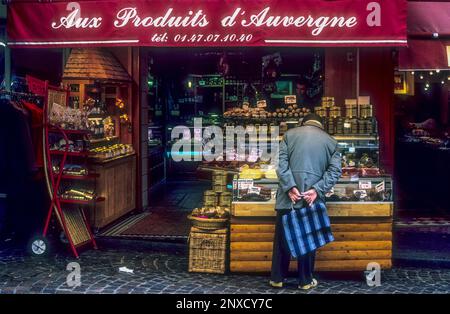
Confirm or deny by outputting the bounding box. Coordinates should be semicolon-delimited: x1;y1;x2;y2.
189;227;227;274
188;215;228;230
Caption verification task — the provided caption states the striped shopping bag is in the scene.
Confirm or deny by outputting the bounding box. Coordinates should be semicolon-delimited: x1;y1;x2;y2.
281;201;334;258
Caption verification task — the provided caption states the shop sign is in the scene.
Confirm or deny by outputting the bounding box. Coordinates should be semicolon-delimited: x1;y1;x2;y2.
7;0;407;48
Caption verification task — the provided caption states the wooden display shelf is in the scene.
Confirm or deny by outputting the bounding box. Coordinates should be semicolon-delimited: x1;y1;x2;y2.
48;128;90;135
333;135;377;141
49;150;90;157
89;152;136;165
232;201;393;217
59;196;105;205
60;173;100;180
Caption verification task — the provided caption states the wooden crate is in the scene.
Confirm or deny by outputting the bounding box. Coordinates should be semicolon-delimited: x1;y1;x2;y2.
189;227;228;274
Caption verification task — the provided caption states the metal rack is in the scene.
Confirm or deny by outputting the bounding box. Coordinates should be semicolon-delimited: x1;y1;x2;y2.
28;77;99;258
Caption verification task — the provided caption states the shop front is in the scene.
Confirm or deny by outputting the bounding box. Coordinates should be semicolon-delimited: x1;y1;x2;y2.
3;0;407;270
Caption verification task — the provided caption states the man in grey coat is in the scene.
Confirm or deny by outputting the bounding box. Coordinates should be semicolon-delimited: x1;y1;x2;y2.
270;113;342;290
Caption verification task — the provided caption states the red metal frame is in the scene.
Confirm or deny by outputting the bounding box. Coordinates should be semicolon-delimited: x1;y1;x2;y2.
39;80;98;258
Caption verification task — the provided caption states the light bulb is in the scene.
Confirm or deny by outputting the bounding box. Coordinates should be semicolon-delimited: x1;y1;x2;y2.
426;83;430;88
429;71;433;75
436;69;440;73
411;71;415;75
420;75;424;79
442;81;445;85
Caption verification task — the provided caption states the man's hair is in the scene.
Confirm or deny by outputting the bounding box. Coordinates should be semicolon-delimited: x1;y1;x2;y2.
302;113;323;126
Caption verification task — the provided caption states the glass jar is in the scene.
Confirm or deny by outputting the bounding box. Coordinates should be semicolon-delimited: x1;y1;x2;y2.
335;117;344;135
345;104;357;118
330;106;341;118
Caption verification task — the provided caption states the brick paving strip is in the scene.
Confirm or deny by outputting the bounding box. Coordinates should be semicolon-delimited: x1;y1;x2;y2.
0;242;449;294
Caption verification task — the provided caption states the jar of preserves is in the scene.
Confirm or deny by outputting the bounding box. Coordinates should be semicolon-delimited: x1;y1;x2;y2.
350;118;359;134
335;117;344;135
327;117;335;135
330;106;341;118
343;118;352;134
345;104;357;118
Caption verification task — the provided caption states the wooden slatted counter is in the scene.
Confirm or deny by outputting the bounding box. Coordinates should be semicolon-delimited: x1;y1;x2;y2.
89;153;137;229
230;201;393;272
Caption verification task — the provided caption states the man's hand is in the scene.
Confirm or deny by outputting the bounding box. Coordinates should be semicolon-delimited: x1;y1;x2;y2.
301;189;318;207
288;187;302;203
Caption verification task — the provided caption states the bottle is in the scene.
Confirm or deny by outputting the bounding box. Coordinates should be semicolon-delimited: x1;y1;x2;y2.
99;120;104;138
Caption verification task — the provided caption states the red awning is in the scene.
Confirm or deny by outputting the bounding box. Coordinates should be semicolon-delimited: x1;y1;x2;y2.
407;1;450;37
399;39;449;70
6;0;408;48
398;1;450;70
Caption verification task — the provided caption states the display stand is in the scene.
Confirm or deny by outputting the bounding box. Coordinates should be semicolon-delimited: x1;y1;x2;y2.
29;78;99;258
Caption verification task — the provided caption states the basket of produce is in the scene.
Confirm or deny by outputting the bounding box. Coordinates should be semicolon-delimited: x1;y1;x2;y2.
188;206;229;230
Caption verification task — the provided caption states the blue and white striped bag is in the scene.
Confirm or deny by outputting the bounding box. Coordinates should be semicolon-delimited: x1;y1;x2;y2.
281;201;334;258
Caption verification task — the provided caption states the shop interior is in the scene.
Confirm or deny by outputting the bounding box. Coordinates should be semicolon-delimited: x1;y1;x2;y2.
109;47;389;241
127;48;326;239
394;69;450;216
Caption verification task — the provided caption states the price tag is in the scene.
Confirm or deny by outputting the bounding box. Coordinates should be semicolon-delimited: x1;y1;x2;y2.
257;100;267;108
238;179;253;190
284;95;297;104
375;181;385;192
359;180;372;189
344;122;351;129
248;186;261;195
348;147;356;153
350;175;359;182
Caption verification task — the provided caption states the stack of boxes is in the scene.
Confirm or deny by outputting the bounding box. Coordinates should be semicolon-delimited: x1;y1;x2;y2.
189;170;231;274
203;170;232;209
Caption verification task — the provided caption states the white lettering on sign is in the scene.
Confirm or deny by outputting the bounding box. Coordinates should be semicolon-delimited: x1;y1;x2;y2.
221;8;246;27
52;2;102;29
47;2;390;37
366;2;381;27
240;7;357;36
114;7;209;28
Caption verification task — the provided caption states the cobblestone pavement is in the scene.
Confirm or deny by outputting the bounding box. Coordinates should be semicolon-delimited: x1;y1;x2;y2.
0;240;449;294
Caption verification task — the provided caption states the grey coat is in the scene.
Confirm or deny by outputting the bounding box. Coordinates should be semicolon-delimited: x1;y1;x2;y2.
275;125;342;210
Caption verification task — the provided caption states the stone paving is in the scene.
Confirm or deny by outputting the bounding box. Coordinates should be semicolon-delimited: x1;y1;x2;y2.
0;239;449;294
